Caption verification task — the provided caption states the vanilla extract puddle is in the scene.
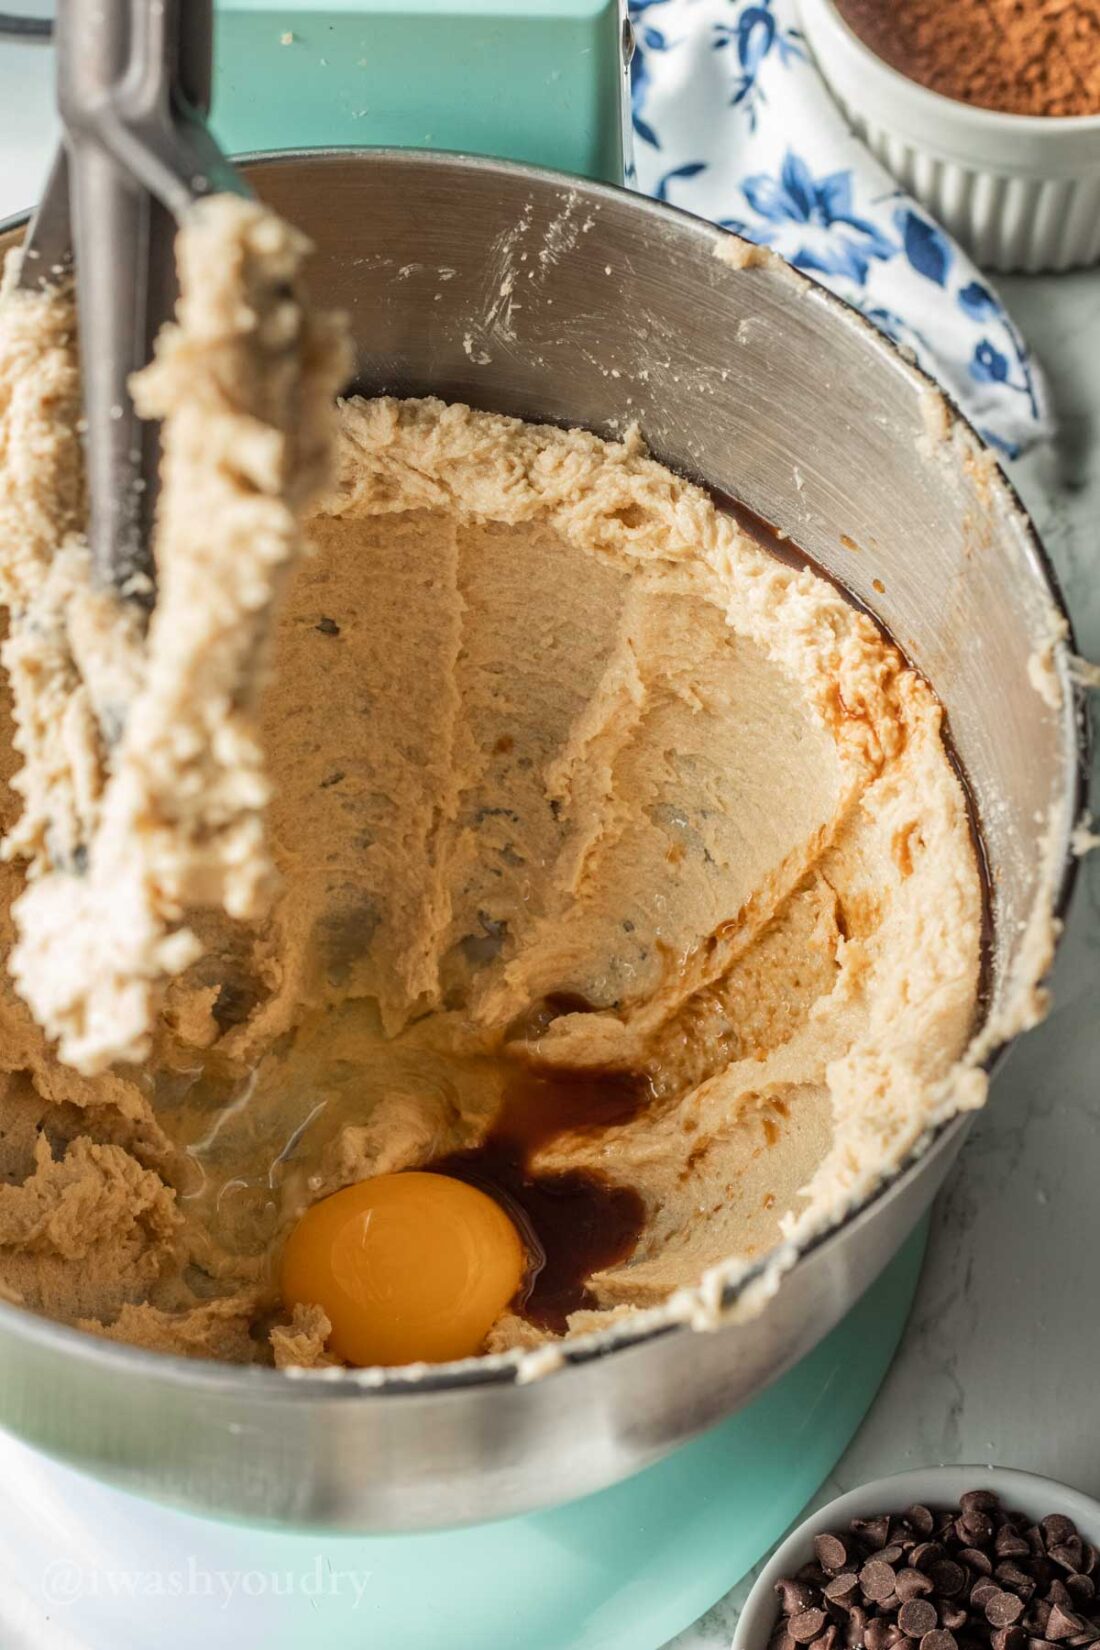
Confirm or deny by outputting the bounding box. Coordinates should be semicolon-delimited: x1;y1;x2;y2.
428;1037;652;1334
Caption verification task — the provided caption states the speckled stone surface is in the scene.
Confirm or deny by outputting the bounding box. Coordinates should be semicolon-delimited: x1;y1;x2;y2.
672;267;1100;1649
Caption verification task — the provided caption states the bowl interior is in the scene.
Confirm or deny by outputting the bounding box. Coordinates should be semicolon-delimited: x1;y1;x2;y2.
244;149;1079;1063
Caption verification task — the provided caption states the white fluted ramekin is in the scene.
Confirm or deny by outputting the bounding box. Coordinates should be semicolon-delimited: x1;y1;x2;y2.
798;0;1100;273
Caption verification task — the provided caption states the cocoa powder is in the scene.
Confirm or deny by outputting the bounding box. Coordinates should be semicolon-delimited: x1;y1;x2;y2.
833;0;1100;117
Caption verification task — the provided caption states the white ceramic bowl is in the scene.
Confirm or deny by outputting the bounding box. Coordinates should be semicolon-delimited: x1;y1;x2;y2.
733;1467;1100;1650
798;0;1100;274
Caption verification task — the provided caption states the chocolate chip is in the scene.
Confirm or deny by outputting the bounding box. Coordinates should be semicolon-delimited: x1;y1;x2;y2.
877;1548;907;1568
863;1562;900;1603
853;1519;893;1553
1067;1577;1096;1606
1029;1639;1061;1650
987;1593;1027;1628
778;1579;819;1615
1044;1520;1080;1549
792;1610;828;1643
914;1545;946;1573
900;1601;940;1637
930;1562;968;1598
962;1492;1003;1515
1047;1606;1088;1642
826;1574;862;1606
973;1581;1003;1609
846;1607;868;1647
866;1620;893;1650
998;1563;1038;1598
817;1536;856;1575
907;1508;936;1538
960;1513;996;1548
812;1628;839;1650
991;1629;1028;1650
898;1571;936;1601
1053;1546;1087;1577
920;1631;959;1650
1082;1548;1100;1579
942;1609;969;1632
800;1563;830;1587
999;1531;1036;1560
962;1550;995;1577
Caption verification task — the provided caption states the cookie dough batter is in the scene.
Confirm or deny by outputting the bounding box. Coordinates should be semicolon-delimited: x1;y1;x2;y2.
0;202;987;1368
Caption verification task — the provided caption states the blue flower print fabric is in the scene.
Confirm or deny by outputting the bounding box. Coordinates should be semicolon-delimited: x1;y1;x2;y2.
628;0;1049;456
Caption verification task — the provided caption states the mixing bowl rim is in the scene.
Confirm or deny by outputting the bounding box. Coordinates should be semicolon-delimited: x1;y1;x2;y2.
0;147;1086;1398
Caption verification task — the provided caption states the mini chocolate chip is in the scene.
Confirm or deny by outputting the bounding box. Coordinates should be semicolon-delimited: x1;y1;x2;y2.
972;1581;1002;1609
777;1579;819;1615
1046;1606;1087;1642
930;1562;969;1598
876;1547;906;1568
961;1550;995;1577
1043;1520;1079;1549
898;1571;936;1601
1052;1545;1087;1576
315;616;341;637
791;1609;828;1643
962;1492;1002;1515
991;1629;1028;1650
913;1545;945;1573
818;1536;855;1575
959;1513;996;1548
920;1631;959;1650
900;1601;939;1637
854;1519;893;1553
845;1606;868;1648
997;1564;1037;1598
1048;1583;1075;1611
907;1508;936;1538
999;1531;1035;1560
1031;1603;1054;1633
987;1592;1027;1628
863;1561;899;1603
1065;1576;1096;1605
826;1574;862;1606
866;1619;893;1650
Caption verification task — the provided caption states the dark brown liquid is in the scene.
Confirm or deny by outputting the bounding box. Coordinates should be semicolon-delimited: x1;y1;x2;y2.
428;1005;651;1332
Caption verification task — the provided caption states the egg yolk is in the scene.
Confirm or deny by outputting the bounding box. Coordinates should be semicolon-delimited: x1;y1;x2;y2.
280;1172;526;1366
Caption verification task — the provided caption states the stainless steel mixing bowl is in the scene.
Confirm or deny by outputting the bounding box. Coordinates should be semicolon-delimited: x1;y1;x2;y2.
0;151;1084;1532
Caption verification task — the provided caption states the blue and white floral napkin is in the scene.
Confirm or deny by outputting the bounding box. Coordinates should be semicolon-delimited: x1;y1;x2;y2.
628;0;1049;456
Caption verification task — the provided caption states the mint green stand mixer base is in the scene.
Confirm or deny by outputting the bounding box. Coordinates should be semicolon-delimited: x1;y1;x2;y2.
0;1228;926;1650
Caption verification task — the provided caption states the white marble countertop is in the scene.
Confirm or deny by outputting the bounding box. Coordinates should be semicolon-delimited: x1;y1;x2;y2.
1;22;1098;1650
674;267;1100;1646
